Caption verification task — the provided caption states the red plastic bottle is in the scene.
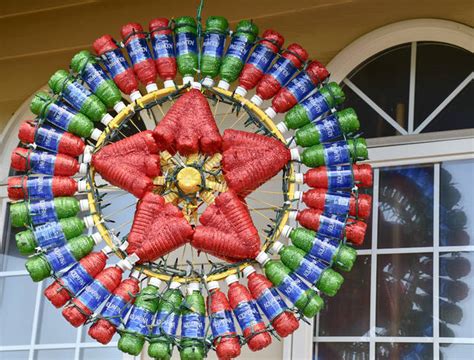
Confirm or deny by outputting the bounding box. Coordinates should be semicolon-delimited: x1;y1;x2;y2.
251;43;308;106
294;164;373;190
243;266;299;337
121;23;158;93
207;281;241;359
226;274;272;352
7;176;86;201
149;18;177;88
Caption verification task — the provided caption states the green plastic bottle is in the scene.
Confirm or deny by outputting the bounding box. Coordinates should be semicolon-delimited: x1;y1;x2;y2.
293;108;360;148
148;282;184;360
175;16;198;84
277;83;346;133
25;232;103;281
255;252;324;318
30;92;101;140
270;241;344;297
290;138;368;168
200;16;229;87
10;197;90;228
217;20;259;90
70;50;126;113
48;69;113;125
118;278;162;356
15;215;94;255
180;282;206;360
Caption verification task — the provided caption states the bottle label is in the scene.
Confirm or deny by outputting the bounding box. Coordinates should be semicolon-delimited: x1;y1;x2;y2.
305;93;331;121
46;103;74;130
233;300;262;331
34;125;63;153
309;235;339;264
29;199;58;225
153;310;179;336
181;312;205;338
295;257;328;284
267;57;297;86
63;82;92;111
100;295;129;327
62;263;94;294
176;32;197;56
27;176;54;199
45;243;77;273
327;165;353;189
103;49;130;79
324;191;351;216
286;71;315;103
127;38;152;64
315;114;343;143
277;273;308;304
225;35;252;61
210;310;236;338
203;32;225;58
323;141;351;166
256;288;287;321
247;44;275;72
126;307;154;336
83;63;108;93
318;214;345;239
151;33;175;59
29;152;56;175
77;280;110;311
34;222;67;249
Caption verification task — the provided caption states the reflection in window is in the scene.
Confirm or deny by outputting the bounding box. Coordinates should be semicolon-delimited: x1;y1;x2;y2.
315;342;369;360
376;343;433;359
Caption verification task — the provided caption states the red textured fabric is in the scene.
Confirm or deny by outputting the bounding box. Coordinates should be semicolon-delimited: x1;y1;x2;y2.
208;288;241;359
88;277;140;344
192;191;260;261
153;89;222;155
18;121;85;157
62;266;123;327
238;29;284;91
44;251;108;308
301;189;372;220
246;271;299;337
92;131;161;199
255;43;308;100
295;208;367;245
271;60;329;113
93;35;139;95
11;147;79;176
222;130;290;197
149;18;177;81
303;164;373;189
121;23;157;86
227;281;272;351
7;176;78;200
127;192;193;262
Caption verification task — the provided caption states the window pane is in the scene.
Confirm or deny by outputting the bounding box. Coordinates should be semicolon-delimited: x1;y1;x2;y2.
440;344;474;359
79;346;122;360
0;204;27;272
377;253;433;337
0;351;28;360
315;342;369;360
34;349;75;360
317;255;370;336
378;165;434;248
440;159;474;246
376;343;433;359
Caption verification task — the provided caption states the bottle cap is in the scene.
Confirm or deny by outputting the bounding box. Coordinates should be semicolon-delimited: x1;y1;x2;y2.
242;265;256;278
255;251;270;265
130;90;142;102
90;128;103;141
286;137;297;148
169;281;181;290
276;121;289;133
79;163;88;175
101;245;112;256
288;211;297;221
113;101;127;113
84;145;94;154
83;215;95;228
130;270;141;279
250;94;263;106
207;281;220;291
163;80;175;89
234;86;247;97
77;179;88;192
336;108;360;133
225;274;239;286
293;191;302;201
126;253;140;264
149;277;162;288
191;81;202;90
183;76;194;85
119;241;130;252
187;282;200;294
281;225;293;238
117;258;133;271
270;241;284;254
101;113;114;126
91;232;103;244
217;80;230;90
264;107;277;119
82;152;92;164
146;83;158;93
293;173;304;184
79;199;90;212
290;148;301;161
201;77;214;87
